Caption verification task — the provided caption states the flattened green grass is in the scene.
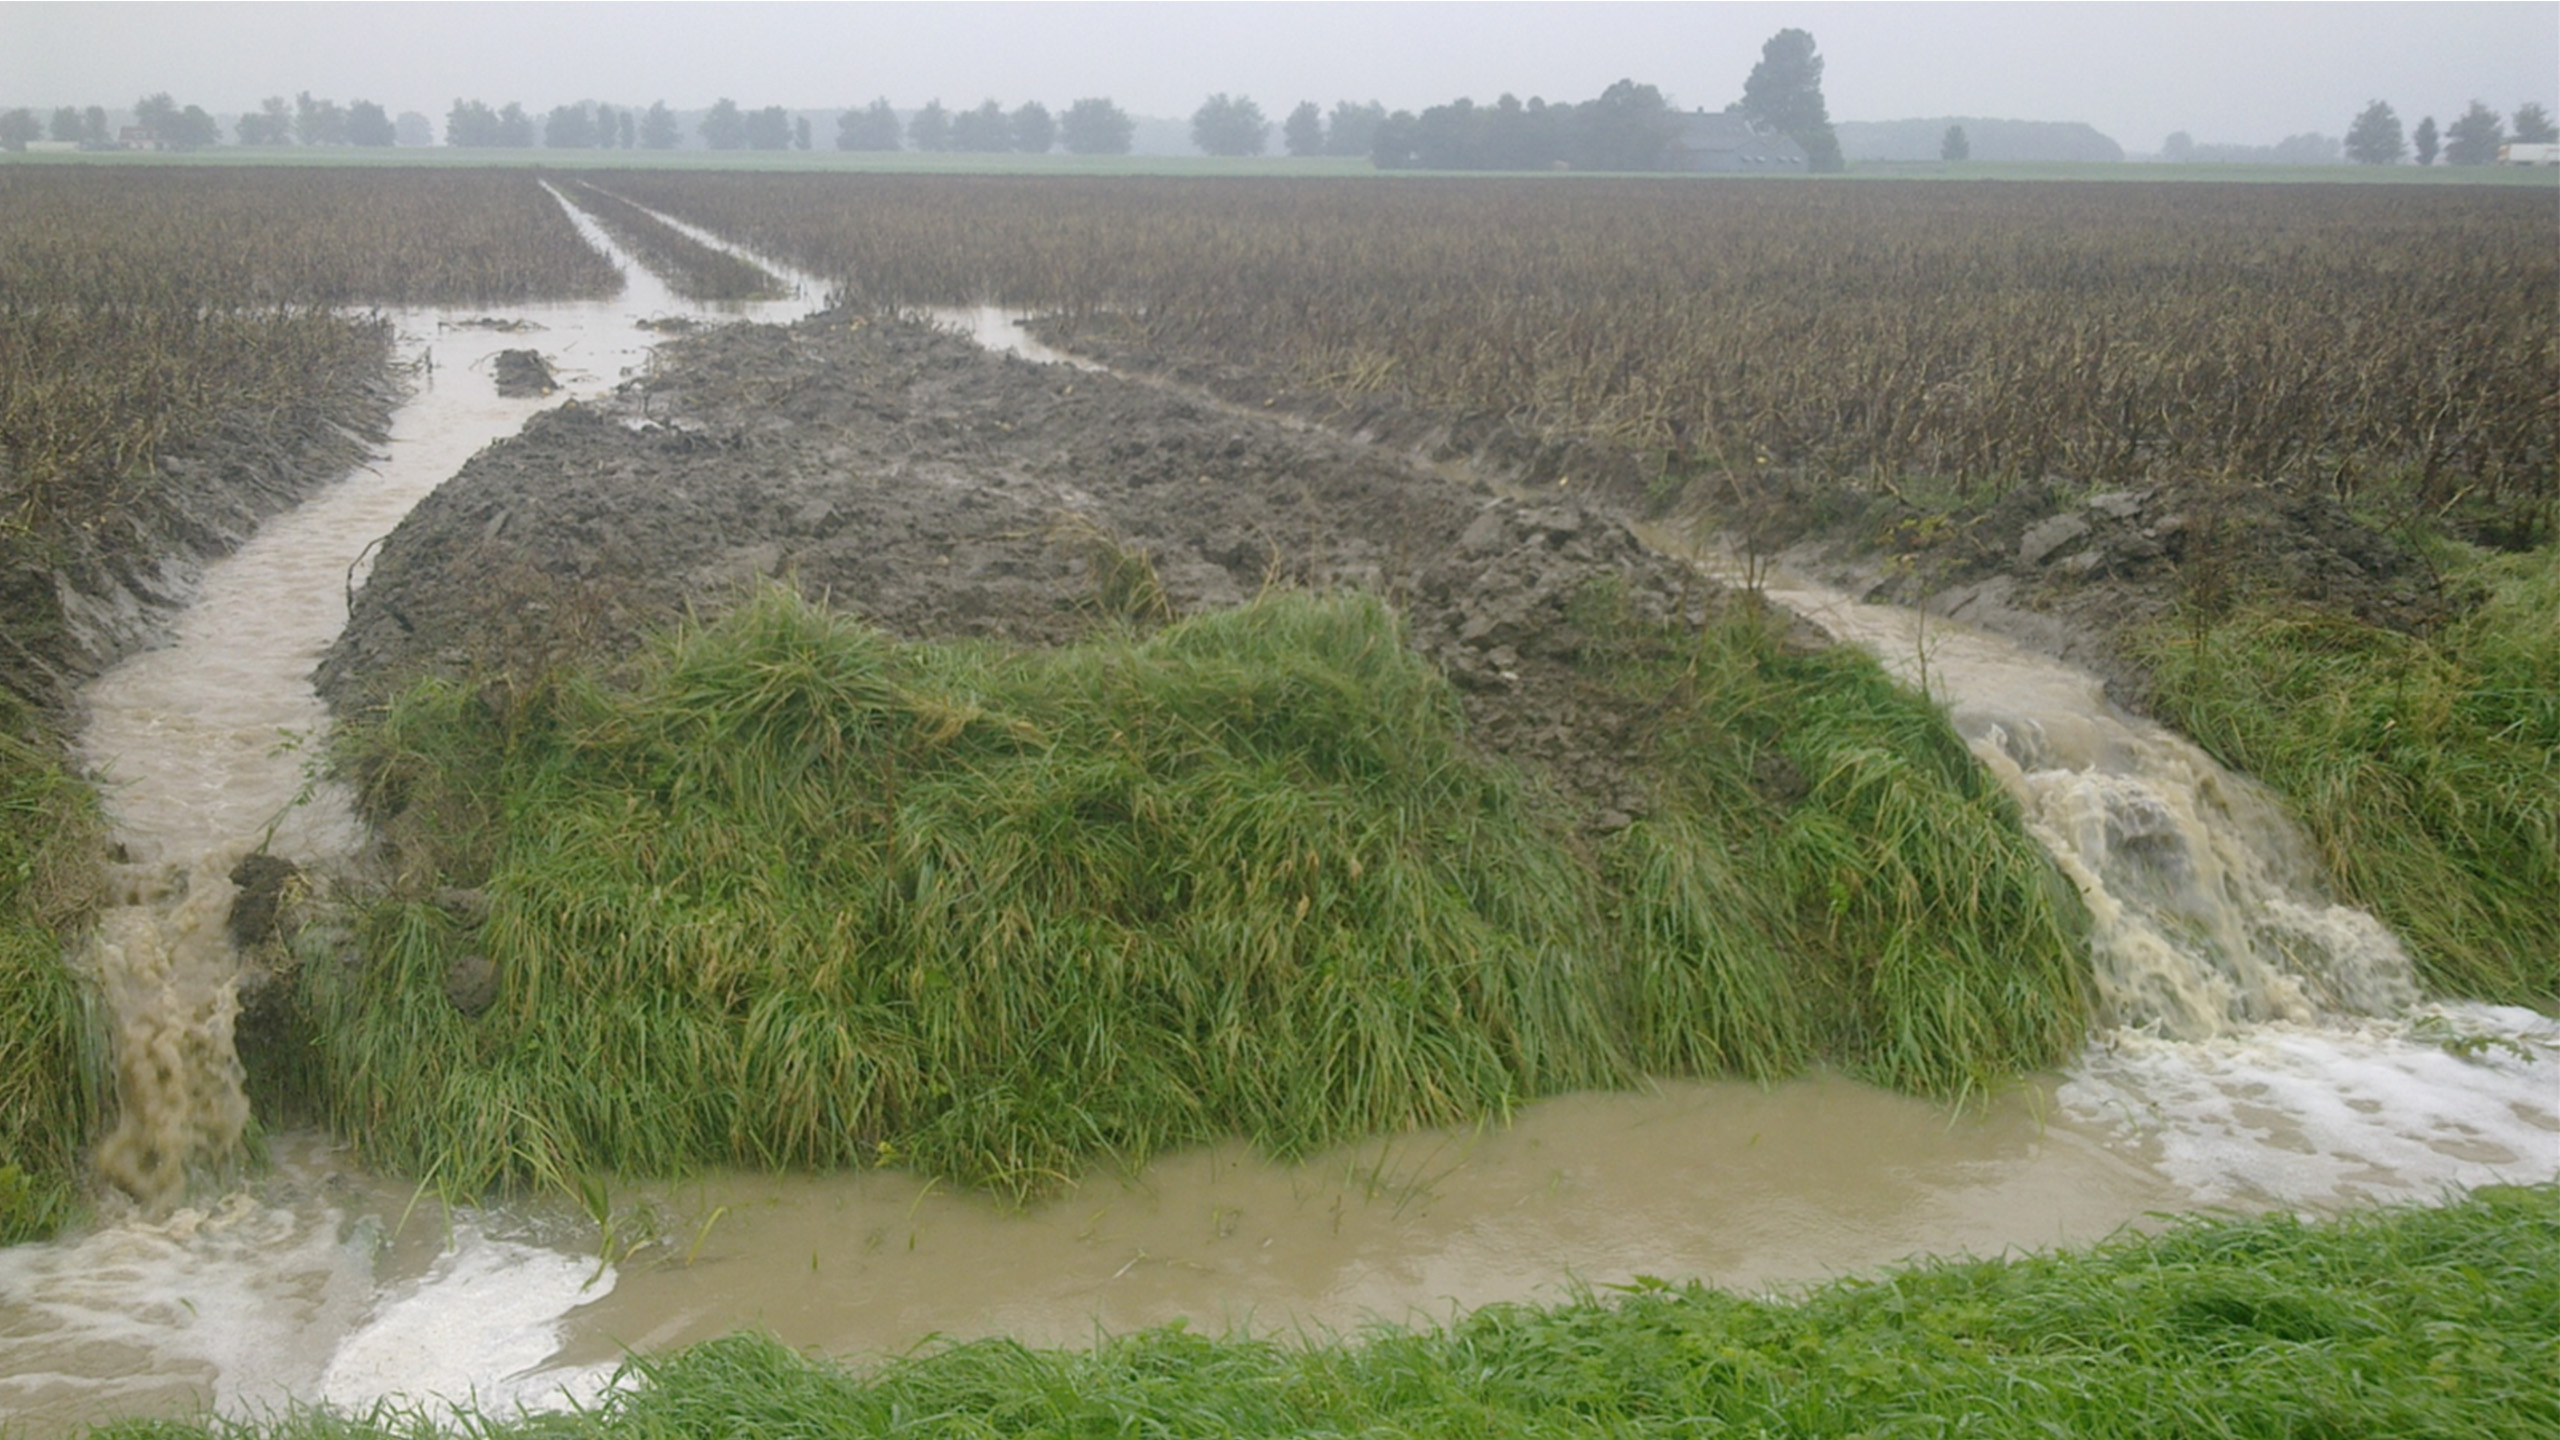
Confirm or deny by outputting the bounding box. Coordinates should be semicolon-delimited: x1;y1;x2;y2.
89;1184;2560;1438
0;698;106;1243
2138;544;2560;1008
311;587;2086;1201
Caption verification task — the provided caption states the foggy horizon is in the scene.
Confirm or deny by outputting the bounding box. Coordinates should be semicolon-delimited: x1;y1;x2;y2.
3;2;2555;154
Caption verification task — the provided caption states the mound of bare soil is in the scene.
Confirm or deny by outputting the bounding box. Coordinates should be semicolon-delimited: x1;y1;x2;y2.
321;314;1763;828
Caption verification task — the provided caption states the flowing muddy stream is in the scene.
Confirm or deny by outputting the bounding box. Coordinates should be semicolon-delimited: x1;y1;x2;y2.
5;233;2555;1433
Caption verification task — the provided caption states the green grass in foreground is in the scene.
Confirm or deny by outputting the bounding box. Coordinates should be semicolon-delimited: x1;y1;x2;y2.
2138;544;2560;1009
0;696;105;1244
92;1184;2560;1438
304;588;2085;1201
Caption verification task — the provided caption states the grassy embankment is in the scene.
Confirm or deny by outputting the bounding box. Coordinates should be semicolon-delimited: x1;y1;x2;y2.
0;167;626;1239
2140;543;2560;1008
618;173;2557;1014
295;583;2083;1201
86;1184;2560;1438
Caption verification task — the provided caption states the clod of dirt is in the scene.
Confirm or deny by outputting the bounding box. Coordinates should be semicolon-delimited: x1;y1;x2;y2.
1775;474;2449;709
441;316;543;333
226;852;301;951
491;349;557;397
444;953;500;1017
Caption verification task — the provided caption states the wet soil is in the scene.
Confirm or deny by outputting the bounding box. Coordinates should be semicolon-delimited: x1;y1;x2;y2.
0;340;399;717
1735;471;2452;709
1033;324;2455;715
320;314;1769;830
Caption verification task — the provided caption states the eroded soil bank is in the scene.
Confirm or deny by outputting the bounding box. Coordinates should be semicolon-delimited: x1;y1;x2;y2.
1028;324;2460;716
1;332;399;716
322;312;1784;831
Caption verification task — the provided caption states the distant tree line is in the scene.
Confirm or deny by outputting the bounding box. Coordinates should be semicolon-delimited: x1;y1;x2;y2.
1354;29;1842;172
2159;130;2343;165
0;92;227;150
845;96;1134;155
1365;80;1684;170
225;92;399;146
2340;99;2555;165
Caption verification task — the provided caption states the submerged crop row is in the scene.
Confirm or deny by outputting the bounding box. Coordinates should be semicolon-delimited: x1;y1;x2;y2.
608;173;2556;538
91;1184;2560;1438
556;179;784;302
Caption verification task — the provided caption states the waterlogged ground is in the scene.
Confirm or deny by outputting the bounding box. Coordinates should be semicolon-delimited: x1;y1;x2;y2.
5;212;2554;1434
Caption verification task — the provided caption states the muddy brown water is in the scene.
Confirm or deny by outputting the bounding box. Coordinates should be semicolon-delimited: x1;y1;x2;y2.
5;216;2553;1435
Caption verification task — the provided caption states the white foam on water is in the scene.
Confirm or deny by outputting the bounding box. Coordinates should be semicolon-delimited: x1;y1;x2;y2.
2060;1003;2560;1206
317;1220;619;1419
0;1187;376;1428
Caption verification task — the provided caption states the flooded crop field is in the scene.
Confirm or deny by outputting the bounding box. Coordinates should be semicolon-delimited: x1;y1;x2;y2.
0;164;2552;1435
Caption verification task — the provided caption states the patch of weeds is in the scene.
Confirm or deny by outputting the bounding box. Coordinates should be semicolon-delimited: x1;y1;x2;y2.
2136;542;2559;1007
0;695;108;1244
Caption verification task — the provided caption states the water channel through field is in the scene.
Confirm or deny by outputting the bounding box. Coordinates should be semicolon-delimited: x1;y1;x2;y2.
5;207;2554;1436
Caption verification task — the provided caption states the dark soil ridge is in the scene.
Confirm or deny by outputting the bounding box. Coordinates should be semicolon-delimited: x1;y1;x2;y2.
1032;323;2454;713
1;333;401;716
320;313;1788;831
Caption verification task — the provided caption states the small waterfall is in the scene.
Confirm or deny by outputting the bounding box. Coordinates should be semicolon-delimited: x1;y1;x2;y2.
1691;551;2423;1040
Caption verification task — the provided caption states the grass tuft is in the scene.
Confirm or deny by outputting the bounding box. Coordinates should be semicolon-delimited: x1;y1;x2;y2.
0;694;107;1243
1594;592;2091;1098
2137;544;2559;1008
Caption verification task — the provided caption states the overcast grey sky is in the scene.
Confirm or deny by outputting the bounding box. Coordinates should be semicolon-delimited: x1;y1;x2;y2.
4;2;2553;151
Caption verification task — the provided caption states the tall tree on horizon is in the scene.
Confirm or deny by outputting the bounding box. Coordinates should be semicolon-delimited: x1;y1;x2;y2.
837;99;900;151
2442;99;2504;164
2344;100;2405;164
639;101;680;149
1738;27;1843;172
1283;100;1324;157
1060;97;1133;155
1191;93;1270;156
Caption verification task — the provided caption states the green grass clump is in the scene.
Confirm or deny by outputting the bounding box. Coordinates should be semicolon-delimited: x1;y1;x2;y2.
2137;544;2559;1008
91;1184;2560;1438
311;586;2087;1201
0;698;106;1243
317;589;1625;1199
1595;589;2091;1097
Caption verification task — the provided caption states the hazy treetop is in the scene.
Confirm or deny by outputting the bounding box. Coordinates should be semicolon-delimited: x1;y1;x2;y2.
2;1;2551;152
